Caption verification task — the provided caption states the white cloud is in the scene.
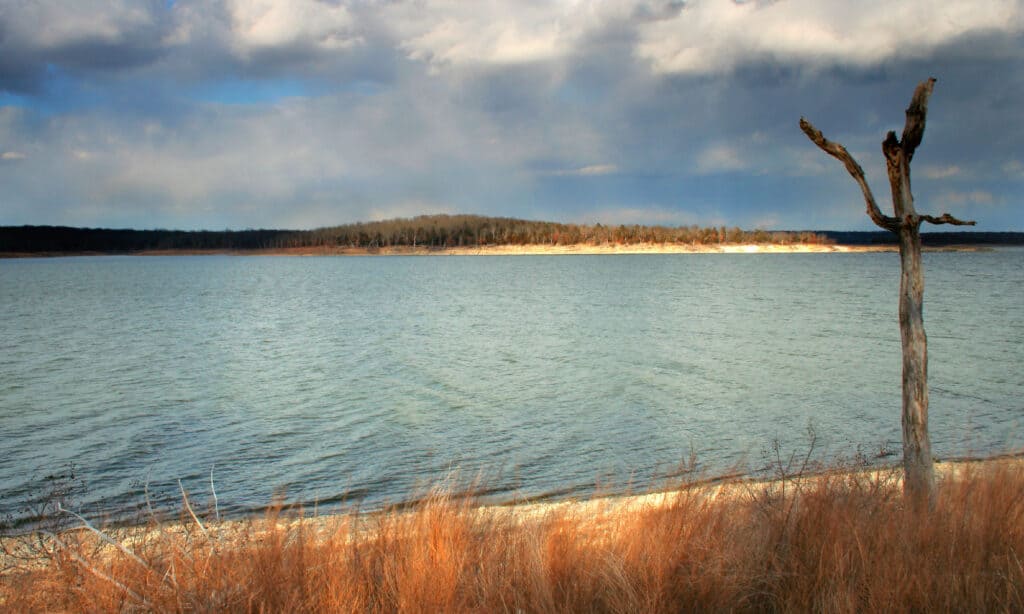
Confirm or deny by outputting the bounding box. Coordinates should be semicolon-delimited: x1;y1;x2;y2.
225;0;358;54
694;131;813;176
935;189;996;207
791;148;831;177
576;164;617;176
387;1;618;69
584;206;698;227
1003;159;1024;179
402;18;559;67
1;151;27;160
751;214;780;230
547;164;618;177
366;201;458;222
0;85;566;227
635;0;1024;74
696;143;746;174
166;0;361;66
920;164;962;179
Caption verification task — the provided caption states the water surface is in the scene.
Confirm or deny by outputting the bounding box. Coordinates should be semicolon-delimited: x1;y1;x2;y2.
1;252;1021;521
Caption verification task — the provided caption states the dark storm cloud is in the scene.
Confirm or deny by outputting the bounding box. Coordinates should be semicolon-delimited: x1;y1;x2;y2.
0;1;171;93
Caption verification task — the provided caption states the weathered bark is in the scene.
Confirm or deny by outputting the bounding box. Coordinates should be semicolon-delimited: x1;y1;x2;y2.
800;79;975;508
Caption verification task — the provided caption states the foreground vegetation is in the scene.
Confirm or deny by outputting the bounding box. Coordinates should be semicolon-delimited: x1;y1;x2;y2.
3;459;1022;612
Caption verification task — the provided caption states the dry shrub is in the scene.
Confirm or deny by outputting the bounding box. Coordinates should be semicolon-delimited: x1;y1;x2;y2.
3;460;1023;613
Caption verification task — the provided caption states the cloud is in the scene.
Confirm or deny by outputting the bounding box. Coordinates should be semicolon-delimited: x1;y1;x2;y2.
575;164;618;176
1003;159;1024;179
547;164;619;177
584;206;699;227
228;0;357;52
791;148;832;177
751;214;780;230
696;143;747;174
365;201;458;223
171;0;361;63
5;0;165;52
1;151;27;160
0;0;377;93
920;165;962;179
0;83;579;227
635;0;1024;74
0;0;168;91
1;0;1023;231
935;189;997;207
387;1;613;69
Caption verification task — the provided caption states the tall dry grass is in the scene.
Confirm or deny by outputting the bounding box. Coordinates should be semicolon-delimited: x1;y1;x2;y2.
3;460;1023;613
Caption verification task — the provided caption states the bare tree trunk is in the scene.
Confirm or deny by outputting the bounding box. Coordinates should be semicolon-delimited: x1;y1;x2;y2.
897;222;934;507
799;79;975;507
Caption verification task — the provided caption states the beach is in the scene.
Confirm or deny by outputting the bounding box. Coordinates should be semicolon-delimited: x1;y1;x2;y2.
126;242;919;257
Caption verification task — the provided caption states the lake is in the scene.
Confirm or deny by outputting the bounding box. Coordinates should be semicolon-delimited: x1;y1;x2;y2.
1;251;1022;524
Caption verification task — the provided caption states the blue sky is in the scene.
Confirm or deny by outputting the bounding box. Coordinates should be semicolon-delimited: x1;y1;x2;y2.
0;0;1021;231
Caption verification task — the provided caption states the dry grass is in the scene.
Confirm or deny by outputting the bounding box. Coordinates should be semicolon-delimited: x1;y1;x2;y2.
3;460;1023;613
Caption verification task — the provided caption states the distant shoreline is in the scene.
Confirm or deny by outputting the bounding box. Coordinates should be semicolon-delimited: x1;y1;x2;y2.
0;242;995;258
4;217;1019;256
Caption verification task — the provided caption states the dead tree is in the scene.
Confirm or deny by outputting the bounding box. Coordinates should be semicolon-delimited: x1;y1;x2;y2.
799;78;975;507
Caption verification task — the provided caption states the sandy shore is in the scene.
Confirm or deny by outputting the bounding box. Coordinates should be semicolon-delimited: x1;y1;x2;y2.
476;452;1024;524
2;242;993;258
137;243;884;256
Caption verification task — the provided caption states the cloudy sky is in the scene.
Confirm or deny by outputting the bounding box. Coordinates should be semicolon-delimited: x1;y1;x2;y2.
0;0;1021;231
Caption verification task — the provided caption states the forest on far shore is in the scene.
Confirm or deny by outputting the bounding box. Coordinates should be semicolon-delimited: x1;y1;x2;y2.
2;214;1022;253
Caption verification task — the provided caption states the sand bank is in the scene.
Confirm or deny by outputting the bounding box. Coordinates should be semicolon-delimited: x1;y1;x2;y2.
3;242;993;258
125;243;890;257
121;242;993;256
473;452;1024;525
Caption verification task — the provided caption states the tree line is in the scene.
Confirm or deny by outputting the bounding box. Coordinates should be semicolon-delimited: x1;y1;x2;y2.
3;215;1018;254
1;215;835;253
298;215;835;248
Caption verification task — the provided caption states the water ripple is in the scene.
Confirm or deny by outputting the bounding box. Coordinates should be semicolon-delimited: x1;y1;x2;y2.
1;251;1023;522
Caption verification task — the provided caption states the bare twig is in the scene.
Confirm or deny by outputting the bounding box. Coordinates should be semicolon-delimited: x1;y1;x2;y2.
42;530;152;610
142;471;163;528
178;480;208;538
210;466;220;523
920;213;977;226
57;504;152;572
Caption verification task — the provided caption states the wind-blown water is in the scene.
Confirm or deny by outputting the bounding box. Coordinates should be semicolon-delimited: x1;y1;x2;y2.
1;252;1022;522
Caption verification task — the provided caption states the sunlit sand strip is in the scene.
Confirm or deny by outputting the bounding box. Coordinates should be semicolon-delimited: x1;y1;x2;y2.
13;242;997;258
474;453;1024;525
128;243;883;257
6;242;998;258
264;243;878;256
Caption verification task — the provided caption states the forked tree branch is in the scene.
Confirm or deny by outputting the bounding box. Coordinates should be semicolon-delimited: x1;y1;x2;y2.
920;213;976;226
799;118;900;232
901;78;935;162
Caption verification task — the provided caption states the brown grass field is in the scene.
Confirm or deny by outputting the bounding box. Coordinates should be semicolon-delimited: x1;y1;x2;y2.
2;456;1023;613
